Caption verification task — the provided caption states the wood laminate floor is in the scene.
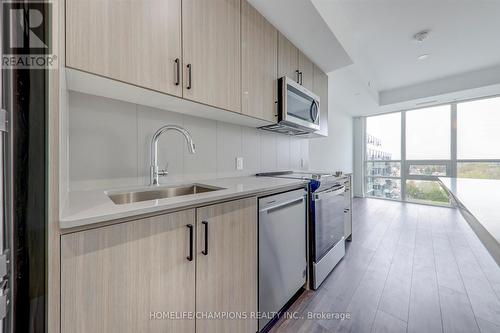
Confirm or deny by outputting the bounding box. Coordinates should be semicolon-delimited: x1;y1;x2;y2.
270;198;500;333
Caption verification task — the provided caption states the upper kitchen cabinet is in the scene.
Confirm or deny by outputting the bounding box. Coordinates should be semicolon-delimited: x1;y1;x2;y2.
299;51;314;92
66;0;182;97
182;0;241;113
313;64;329;137
278;33;299;82
278;33;314;92
241;0;278;122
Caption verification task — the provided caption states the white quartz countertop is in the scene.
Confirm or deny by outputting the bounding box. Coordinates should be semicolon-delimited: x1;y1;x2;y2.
60;176;307;229
439;177;500;264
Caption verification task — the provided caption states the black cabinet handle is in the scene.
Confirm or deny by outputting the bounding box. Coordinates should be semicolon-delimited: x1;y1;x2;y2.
186;64;192;90
174;58;180;86
202;221;208;255
299;72;303;85
187;224;193;261
295;70;300;83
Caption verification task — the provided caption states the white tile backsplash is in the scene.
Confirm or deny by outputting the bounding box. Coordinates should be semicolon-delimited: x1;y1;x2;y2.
216;122;243;178
260;131;278;172
182;114;218;182
241;127;261;175
68;92;309;190
300;139;310;170
276;135;291;170
290;137;302;170
69;92;139;189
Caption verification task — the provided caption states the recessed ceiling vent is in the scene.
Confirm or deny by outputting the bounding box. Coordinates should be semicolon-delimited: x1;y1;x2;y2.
413;30;431;43
415;99;438;106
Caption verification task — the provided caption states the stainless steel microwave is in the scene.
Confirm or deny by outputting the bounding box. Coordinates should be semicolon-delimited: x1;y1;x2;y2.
261;76;320;135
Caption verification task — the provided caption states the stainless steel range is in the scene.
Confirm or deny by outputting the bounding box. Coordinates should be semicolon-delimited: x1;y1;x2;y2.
257;171;351;289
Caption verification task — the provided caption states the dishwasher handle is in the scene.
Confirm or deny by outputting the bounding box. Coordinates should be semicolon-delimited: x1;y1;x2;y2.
313;186;345;201
259;196;305;214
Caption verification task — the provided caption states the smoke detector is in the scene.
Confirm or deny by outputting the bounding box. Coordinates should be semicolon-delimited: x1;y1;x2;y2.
413;30;430;43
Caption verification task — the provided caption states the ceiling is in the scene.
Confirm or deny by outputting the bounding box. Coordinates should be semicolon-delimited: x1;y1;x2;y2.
247;0;500;116
310;0;500;115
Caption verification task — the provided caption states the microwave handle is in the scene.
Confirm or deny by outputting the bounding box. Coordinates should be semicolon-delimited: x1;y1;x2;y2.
310;100;319;123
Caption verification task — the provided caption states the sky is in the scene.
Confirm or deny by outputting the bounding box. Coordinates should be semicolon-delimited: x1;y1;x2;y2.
366;112;400;160
458;97;500;159
366;96;500;161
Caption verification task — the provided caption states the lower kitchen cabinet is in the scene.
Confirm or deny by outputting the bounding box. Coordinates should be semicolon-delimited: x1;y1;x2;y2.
61;209;196;333
60;197;257;333
196;197;258;333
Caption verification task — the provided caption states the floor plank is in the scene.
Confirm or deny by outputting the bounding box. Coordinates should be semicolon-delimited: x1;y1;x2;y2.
377;203;417;322
439;286;480;333
329;203;403;332
269;198;500;333
446;223;500;326
476;317;500;333
407;206;443;333
370;310;406;333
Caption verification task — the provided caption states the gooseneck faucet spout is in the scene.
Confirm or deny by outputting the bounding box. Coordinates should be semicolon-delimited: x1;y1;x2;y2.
150;125;196;186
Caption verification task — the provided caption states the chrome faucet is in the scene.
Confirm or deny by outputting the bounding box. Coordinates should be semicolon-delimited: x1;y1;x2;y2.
150;125;196;186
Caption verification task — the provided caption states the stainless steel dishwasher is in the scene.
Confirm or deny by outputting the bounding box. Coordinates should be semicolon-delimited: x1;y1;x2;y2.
258;188;307;331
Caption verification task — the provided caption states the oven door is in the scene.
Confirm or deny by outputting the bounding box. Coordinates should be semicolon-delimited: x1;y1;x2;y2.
312;185;345;262
278;76;320;132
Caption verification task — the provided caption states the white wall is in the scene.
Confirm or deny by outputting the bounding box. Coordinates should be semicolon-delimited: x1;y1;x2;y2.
68;92;310;191
309;77;354;174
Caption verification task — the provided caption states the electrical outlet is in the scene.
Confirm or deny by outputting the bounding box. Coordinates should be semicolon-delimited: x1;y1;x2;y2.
236;157;244;170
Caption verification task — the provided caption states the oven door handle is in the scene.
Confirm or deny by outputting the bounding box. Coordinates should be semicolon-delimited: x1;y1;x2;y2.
314;186;345;201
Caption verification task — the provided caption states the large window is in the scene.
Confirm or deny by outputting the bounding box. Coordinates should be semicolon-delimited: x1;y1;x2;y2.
458;97;500;159
365;113;401;199
404;105;451;205
364;95;500;205
457;97;500;180
366;112;401;161
406;105;450;160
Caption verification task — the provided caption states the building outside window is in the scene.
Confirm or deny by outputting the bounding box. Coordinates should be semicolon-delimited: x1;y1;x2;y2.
365;113;401;200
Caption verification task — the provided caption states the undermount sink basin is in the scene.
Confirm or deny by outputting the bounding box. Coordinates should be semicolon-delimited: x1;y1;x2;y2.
107;184;224;205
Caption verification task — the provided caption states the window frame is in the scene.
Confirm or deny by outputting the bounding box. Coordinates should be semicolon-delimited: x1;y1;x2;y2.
364;95;500;206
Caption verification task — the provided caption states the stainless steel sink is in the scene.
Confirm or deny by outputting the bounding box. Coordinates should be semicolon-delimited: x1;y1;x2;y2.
107;184;224;205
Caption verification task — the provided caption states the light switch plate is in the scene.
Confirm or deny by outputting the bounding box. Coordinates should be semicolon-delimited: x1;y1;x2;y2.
236;157;244;170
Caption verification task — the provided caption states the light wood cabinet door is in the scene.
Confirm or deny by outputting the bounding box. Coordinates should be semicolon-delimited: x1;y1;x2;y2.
182;0;241;112
61;210;196;333
241;0;278;122
313;64;329;137
196;197;258;333
66;0;182;96
278;32;299;82
299;51;314;91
